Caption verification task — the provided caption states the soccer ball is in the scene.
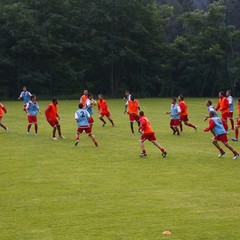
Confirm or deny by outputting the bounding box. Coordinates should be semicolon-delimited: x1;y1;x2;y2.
92;100;97;106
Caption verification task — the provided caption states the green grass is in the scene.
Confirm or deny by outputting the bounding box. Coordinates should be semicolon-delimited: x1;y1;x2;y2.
1;98;240;240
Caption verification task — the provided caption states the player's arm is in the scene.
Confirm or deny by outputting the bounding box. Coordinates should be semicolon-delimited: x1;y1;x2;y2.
75;112;79;122
204;119;215;132
2;105;7;113
124;102;128;114
215;101;220;111
18;92;23;100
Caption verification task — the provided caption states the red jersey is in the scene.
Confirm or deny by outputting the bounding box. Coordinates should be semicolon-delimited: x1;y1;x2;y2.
98;99;110;115
0;103;7;116
127;100;139;115
215;97;229;114
80;95;88;107
139;116;154;133
45;103;59;119
179;100;188;116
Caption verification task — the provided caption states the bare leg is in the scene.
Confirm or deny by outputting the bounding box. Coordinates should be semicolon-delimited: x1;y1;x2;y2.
57;124;62;137
130;122;134;134
170;126;176;134
225;142;238;154
34;123;38;134
107;116;114;127
212;140;224;153
99;116;106;126
0;122;7;131
174;126;180;135
89;134;98;147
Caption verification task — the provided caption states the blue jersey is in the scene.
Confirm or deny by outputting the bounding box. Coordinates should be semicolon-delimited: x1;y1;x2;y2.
26;101;39;116
85;99;93;116
212;117;226;136
208;105;218;117
19;91;31;103
75;109;90;127
227;96;234;112
171;103;180;120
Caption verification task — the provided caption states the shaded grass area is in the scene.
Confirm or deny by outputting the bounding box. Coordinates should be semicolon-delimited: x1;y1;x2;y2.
1;98;240;240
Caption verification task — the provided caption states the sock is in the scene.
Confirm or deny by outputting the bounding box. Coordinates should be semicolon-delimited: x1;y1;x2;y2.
230;119;234;129
35;124;38;133
235;129;239;139
160;148;165;153
142;149;146;154
219;148;224;153
233;150;238;155
27;124;31;132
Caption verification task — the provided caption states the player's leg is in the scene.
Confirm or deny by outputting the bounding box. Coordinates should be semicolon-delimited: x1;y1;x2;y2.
224;142;238;156
130;122;134;134
222;113;229;131
34;122;38;134
229;112;234;130
0;118;7;131
184;120;197;130
174;126;180;135
179;120;183;132
52;126;57;140
107;115;114;127
89;133;98;147
99;114;106;126
75;128;81;146
212;139;225;157
151;140;167;157
139;138;147;157
170;126;176;134
57;124;64;138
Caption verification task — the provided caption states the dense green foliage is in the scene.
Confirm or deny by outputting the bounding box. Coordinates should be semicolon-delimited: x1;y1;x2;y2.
0;0;240;98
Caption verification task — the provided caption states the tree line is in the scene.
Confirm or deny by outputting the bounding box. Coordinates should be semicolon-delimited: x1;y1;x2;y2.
0;0;240;99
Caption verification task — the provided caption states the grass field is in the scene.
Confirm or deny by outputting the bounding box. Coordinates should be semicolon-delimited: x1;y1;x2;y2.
1;98;240;240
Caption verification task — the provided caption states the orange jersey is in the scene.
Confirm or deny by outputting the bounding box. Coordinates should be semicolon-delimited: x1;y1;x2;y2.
98;99;110;114
127;100;139;115
216;97;229;114
80;95;88;106
45;103;58;119
179;100;188;116
0;103;7;116
139;116;154;133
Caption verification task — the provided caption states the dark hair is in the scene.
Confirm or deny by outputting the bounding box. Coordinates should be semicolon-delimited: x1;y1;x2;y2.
79;103;83;109
30;94;35;100
179;95;184;100
88;93;92;98
139;111;144;116
207;99;212;105
52;97;58;103
219;91;225;96
172;97;176;102
238;98;240;103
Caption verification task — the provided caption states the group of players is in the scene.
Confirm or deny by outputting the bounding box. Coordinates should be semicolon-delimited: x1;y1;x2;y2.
0;87;239;159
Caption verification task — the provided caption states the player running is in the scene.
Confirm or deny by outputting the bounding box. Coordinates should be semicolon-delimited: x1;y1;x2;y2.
166;98;181;135
204;111;239;159
232;99;240;142
0;102;8;132
204;99;218;121
226;89;234;130
26;95;40;135
97;94;114;127
85;93;96;129
18;86;31;113
80;89;88;107
124;95;140;135
138;111;167;158
45;97;65;140
178;95;197;132
74;103;98;147
215;91;229;130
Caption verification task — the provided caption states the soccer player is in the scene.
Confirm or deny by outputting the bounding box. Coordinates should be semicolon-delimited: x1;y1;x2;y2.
26;95;40;135
85;93;96;129
124;95;140;135
232;99;240;142
18;86;31;113
178;95;197;132
97;94;114;127
80;89;88;107
45;97;65;140
0;102;8;132
226;89;234;130
204;111;239;159
215;91;229;130
74;103;98;147
166;98;180;135
204;99;218;121
123;90;131;101
138;111;167;158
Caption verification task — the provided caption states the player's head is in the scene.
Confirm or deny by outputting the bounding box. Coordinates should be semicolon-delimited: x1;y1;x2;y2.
139;111;144;117
98;94;104;100
88;93;93;100
79;103;84;109
209;111;215;118
238;99;240;105
219;91;225;97
83;90;88;96
206;99;212;107
178;95;184;101
52;97;58;104
130;95;135;101
30;94;36;101
172;98;177;104
226;89;231;97
125;90;130;96
23;86;27;91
